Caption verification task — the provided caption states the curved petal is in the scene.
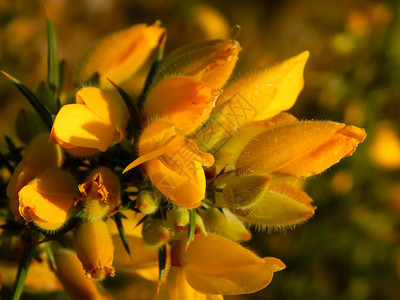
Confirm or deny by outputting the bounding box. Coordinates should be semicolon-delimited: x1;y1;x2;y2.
143;77;218;134
18;168;77;229
184;233;285;295
76;87;128;131
146;159;205;208
51;104;115;152
216;51;309;125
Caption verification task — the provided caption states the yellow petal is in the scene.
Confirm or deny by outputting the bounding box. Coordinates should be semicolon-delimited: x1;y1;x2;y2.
216;51;309;127
232;182;315;227
18;168;77;230
74;219;115;280
215;113;298;170
184;233;285;295
146;159;205;208
236;121;366;177
76;87;128;132
75;22;165;87
156;39;240;89
160;266;223;300
143;77;219;134
51;104;115;152
54;249;106;299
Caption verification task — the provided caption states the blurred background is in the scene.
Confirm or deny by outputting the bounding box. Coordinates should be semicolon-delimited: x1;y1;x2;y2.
1;0;400;299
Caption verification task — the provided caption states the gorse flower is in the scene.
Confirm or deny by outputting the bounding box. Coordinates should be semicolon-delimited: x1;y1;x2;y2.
1;17;366;300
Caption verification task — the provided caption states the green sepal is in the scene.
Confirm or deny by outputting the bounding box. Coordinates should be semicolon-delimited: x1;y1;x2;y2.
113;212;130;255
158;245;167;283
11;244;35;300
137;33;166;111
107;78;141;140
46;18;59;100
187;209;197;243
1;71;53;130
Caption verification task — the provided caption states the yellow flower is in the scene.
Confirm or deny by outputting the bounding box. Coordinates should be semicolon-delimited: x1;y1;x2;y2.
75;22;165;87
143;77;220;134
50;87;129;156
18;167;78;231
159;233;285;298
73;219;115;280
155;38;241;89
6;133;62;220
124;121;214;208
236;121;366;178
77;167;121;220
53;249;107;299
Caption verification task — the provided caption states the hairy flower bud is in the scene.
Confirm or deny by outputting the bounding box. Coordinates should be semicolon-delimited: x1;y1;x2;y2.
156;38;241;89
74;219;115;280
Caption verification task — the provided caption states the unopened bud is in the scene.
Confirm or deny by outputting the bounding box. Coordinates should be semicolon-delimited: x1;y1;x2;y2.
137;190;160;214
156;39;241;89
142;218;170;248
74;219;115;280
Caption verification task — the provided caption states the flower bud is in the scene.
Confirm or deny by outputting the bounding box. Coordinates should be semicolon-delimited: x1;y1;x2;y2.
222;174;271;208
142;218;170;248
50;87;129;156
230;182;315;227
236;121;366;178
198;208;251;242
77;167;121;220
18;167;77;231
75;22;165;87
74;219;115;280
136;190;160;215
156;39;240;89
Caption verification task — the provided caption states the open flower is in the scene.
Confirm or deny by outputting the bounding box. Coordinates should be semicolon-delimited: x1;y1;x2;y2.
124;121;214;208
77;167;121;220
50;87;129;156
75;22;165;87
159;233;285;298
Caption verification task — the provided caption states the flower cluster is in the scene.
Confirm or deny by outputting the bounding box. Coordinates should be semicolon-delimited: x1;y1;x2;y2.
1;19;365;300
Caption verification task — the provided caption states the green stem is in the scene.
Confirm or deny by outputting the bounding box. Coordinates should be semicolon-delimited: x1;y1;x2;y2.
11;245;35;300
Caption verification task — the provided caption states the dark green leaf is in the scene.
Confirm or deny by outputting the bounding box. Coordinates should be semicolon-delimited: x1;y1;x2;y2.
187;209;197;243
46;18;59;98
1;71;53;130
114;213;130;255
158;245;167;283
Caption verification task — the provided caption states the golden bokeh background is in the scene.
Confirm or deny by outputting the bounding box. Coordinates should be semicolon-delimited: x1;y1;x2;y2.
1;0;400;299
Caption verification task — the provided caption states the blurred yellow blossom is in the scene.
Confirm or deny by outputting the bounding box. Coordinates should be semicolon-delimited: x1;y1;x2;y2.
75;22;165;87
